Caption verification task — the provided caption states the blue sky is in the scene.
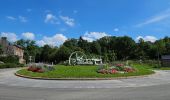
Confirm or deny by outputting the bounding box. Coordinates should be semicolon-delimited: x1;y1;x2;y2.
0;0;170;46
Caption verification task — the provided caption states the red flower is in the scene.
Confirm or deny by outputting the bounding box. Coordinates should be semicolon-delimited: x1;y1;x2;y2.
37;69;44;73
27;66;35;71
98;68;118;74
27;66;44;73
110;69;117;74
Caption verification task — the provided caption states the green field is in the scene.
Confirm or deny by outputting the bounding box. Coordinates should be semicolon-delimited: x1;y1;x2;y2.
16;64;154;79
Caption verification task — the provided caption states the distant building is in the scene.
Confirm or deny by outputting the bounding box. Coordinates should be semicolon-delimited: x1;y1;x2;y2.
161;55;170;67
0;37;25;64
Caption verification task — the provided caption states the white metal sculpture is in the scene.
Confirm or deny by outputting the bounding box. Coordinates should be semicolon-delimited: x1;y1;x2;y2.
68;51;102;65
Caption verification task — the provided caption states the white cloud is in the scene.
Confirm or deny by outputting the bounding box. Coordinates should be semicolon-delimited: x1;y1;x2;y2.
136;36;157;43
136;36;143;41
36;34;67;46
22;32;35;40
6;16;16;20
136;9;170;27
82;32;109;42
19;16;27;22
36;40;46;47
114;28;119;32
6;16;27;22
82;36;94;42
60;16;75;27
0;32;17;42
45;14;60;24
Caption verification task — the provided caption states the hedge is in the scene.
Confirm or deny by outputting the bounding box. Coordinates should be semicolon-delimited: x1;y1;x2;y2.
0;55;19;63
0;63;24;69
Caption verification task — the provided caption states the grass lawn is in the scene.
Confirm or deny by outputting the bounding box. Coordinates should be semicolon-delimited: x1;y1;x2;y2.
138;63;170;70
157;67;170;70
16;64;154;78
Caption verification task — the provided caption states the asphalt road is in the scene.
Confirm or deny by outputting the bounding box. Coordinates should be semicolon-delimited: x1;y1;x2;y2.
0;84;170;100
0;68;170;100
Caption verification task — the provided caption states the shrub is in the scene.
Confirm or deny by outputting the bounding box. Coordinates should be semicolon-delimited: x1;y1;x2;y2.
0;55;19;63
28;66;45;73
97;63;136;74
27;63;55;73
0;63;24;69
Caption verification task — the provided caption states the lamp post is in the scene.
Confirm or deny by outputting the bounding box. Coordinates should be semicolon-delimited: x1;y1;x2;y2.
29;56;32;64
157;47;160;67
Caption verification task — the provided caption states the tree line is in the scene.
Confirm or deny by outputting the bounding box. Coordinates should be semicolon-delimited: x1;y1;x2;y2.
15;36;170;64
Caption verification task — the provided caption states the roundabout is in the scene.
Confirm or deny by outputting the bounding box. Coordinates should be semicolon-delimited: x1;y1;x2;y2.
1;68;170;100
0;68;170;88
15;64;154;79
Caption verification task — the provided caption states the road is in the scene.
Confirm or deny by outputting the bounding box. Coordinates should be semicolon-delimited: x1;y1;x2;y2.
0;68;170;100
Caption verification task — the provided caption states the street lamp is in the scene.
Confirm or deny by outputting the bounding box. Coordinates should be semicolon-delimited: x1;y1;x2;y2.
29;56;32;64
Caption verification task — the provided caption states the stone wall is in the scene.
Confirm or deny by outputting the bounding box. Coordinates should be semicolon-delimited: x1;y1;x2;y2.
13;45;25;64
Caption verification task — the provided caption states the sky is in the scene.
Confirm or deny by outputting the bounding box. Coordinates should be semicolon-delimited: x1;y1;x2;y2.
0;0;170;46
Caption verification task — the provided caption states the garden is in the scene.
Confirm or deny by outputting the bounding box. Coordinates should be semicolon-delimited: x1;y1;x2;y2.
16;62;154;79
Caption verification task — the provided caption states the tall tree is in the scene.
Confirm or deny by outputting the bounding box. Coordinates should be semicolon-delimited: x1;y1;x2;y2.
91;41;101;55
114;36;136;60
55;45;71;63
77;36;91;53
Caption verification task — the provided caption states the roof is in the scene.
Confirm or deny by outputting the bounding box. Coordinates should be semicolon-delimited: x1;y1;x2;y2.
162;55;170;60
13;44;24;49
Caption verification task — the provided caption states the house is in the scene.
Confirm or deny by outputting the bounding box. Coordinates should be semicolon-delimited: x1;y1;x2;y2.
161;55;170;67
0;37;25;64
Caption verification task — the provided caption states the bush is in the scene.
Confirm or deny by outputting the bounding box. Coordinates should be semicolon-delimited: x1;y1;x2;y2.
0;55;19;63
129;60;160;68
0;63;24;69
27;63;55;73
97;63;136;74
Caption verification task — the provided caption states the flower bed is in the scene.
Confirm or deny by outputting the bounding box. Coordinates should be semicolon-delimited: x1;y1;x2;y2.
27;63;55;73
16;64;154;79
97;64;136;74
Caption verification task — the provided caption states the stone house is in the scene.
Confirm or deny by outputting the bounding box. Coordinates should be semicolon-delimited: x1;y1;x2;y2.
0;37;25;63
161;55;170;67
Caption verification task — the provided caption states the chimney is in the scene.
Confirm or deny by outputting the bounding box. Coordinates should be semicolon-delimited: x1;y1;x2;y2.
1;37;8;50
1;37;7;41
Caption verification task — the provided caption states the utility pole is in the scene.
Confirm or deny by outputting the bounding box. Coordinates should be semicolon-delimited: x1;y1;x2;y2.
157;47;160;67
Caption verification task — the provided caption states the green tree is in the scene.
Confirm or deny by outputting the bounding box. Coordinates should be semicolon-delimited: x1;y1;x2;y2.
136;38;151;60
91;41;101;55
15;39;39;63
63;38;78;47
97;36;112;54
77;36;91;53
114;36;136;60
40;45;52;62
55;45;71;63
155;40;166;57
107;50;117;62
